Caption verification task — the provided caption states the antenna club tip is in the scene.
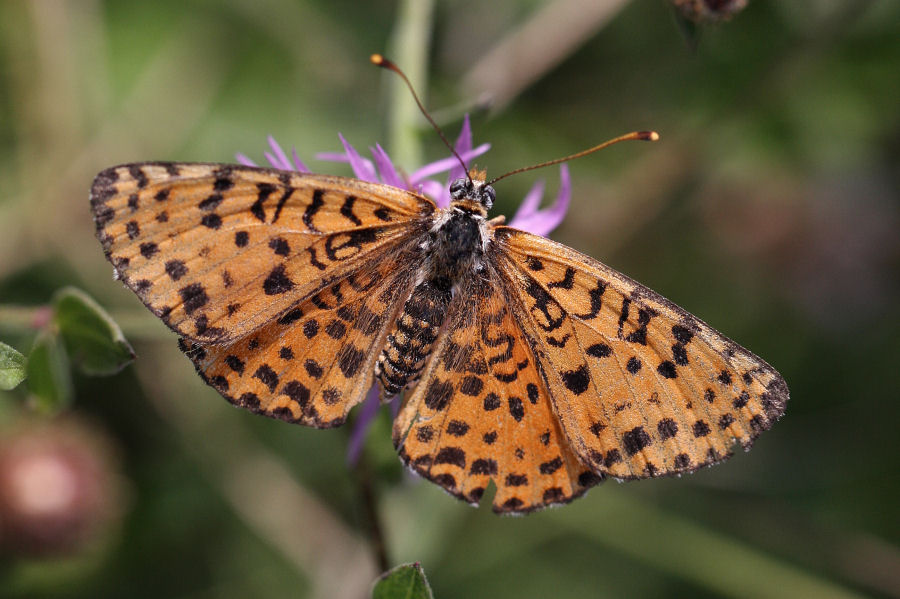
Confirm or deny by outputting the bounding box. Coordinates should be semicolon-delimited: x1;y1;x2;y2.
639;131;660;141
371;54;399;73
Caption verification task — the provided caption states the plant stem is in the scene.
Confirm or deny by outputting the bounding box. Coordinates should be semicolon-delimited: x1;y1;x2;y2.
0;304;171;340
355;449;390;572
385;0;434;171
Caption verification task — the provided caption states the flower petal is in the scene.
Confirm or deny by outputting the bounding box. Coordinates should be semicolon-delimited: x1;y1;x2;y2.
315;152;350;162
508;165;571;237
346;385;382;466
235;153;257;167
339;135;378;182
418;180;447;204
409;143;491;183
291;147;309;173
372;144;406;189
511;180;545;222
266;135;294;170
448;115;473;184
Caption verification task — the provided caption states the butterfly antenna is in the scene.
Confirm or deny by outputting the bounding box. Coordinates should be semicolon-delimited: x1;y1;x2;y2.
371;54;474;185
486;130;660;186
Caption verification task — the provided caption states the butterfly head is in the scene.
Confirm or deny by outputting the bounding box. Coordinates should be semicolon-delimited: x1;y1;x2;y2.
449;174;495;217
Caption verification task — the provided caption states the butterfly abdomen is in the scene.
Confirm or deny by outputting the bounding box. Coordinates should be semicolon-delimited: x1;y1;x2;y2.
375;280;451;396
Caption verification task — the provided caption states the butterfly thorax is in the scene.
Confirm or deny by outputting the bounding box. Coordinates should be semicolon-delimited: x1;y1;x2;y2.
374;179;495;396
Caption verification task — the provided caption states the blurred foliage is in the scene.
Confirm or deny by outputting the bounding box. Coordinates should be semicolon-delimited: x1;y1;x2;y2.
0;286;133;413
0;0;898;598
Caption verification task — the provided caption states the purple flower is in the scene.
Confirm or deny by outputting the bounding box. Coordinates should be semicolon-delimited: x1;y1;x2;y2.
237;116;572;464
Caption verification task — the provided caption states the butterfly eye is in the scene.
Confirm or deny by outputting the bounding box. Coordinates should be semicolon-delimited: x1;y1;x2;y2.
481;185;496;209
449;178;470;199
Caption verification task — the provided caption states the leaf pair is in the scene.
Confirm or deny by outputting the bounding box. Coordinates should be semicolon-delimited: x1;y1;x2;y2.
1;287;135;412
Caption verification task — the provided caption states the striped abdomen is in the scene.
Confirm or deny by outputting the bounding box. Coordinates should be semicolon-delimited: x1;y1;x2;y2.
375;280;451;396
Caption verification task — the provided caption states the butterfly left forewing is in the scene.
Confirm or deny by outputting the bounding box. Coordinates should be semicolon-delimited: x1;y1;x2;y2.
91;162;433;343
494;227;788;479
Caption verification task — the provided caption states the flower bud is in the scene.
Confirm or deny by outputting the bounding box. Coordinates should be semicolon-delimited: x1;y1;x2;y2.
0;419;123;557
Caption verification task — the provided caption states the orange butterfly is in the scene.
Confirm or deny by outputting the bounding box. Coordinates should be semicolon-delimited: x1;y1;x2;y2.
90;60;787;514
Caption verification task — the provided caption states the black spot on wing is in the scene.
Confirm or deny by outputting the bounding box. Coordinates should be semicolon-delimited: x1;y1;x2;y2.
263;265;294;295
201;213;222;229
626;357;642;374
539;457;563;475
657;418;678;440
623;427;651;456
483;393;500;411
425;379;454;411
198;193;223;211
470;458;497;475
561;365;590;395
139;242;158;259
253;364;279;393
126;220;140;239
508;396;524;422
128;165;148;188
179;283;209;314
269;237;290;256
435;447;466;468
337;346;364;378
165;260;187;281
587;343;612;358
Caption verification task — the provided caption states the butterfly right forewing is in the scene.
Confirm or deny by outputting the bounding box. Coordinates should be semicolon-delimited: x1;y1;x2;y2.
494;227;788;480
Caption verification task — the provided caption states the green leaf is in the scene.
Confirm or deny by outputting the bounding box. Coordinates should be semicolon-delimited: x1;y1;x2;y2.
0;341;27;390
53;286;135;376
26;332;73;413
372;563;434;599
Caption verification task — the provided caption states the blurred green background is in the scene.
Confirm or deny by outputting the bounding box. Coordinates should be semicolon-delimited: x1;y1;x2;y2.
1;1;898;597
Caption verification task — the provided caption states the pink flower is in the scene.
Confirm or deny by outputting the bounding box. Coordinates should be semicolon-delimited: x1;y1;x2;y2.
237;116;572;464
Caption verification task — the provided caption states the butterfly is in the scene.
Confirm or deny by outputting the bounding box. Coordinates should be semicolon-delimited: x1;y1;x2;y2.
89;147;788;513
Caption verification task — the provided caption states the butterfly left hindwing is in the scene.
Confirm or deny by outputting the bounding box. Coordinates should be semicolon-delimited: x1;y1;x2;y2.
181;250;419;427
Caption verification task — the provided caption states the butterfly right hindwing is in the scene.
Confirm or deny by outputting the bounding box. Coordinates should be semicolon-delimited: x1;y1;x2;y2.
393;270;601;513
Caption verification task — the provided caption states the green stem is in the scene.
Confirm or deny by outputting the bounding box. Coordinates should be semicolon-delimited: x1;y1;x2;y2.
385;0;434;170
0;304;170;340
0;305;50;334
355;449;390;572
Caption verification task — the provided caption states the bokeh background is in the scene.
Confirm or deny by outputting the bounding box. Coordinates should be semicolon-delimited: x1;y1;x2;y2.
1;1;898;597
